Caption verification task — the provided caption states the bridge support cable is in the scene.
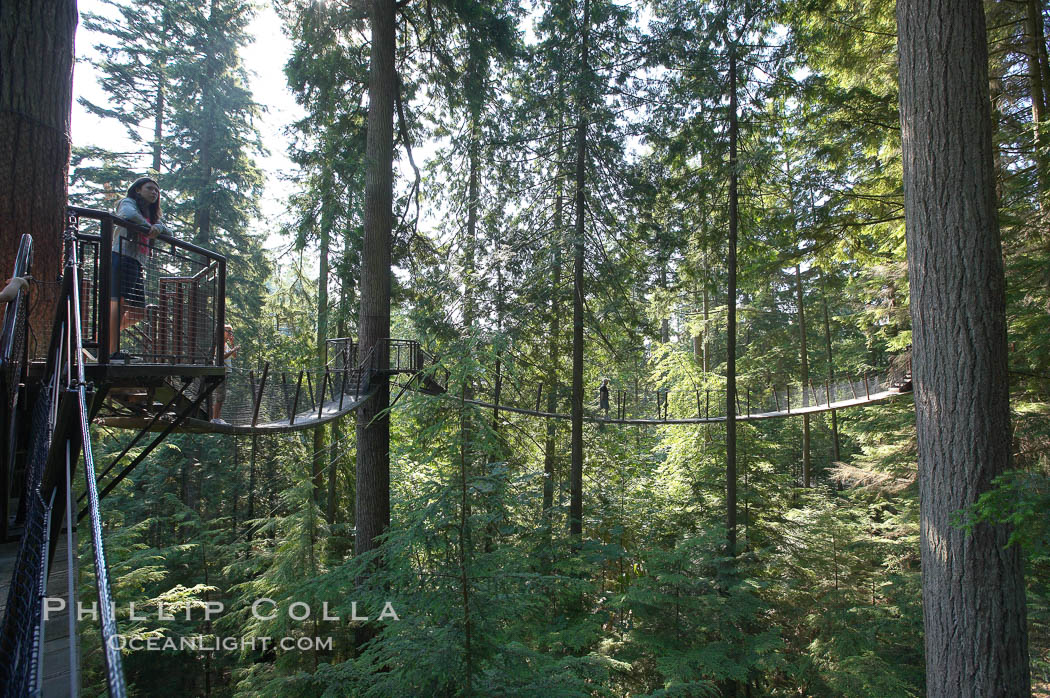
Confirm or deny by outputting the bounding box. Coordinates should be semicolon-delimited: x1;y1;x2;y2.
416;364;913;427
67;222;128;696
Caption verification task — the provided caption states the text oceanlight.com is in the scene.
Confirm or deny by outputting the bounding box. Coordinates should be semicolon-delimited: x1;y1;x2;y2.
110;635;335;652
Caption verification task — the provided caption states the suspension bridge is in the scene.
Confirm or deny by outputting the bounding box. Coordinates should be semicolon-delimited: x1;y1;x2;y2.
0;207;910;696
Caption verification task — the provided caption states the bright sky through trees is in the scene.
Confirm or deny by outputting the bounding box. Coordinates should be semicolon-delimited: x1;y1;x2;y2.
72;0;303;245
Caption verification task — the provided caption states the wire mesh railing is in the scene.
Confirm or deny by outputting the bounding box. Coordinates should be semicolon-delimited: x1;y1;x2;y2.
1;234;33;540
66;206;226;366
0;225;127;696
453;361;911;423
204;364;371;427
0;375;54;697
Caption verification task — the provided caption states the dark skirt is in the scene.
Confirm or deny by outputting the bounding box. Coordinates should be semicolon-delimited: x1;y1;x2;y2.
110;252;145;308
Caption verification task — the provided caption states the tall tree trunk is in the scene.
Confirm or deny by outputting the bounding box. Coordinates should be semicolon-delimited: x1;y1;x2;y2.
660;257;670;343
153;78;164;173
725;45;739;555
193;0;218;246
820;275;840;462
355;0;396;559
315;200;331;515
542;111;565;564
702;250;710;373
794;264;811;487
0;0;76;328
1028;0;1049;207
897;1;1030;694
569;0;590;541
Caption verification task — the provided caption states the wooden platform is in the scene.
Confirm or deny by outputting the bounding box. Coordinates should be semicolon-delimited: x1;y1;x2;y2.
0;528;78;696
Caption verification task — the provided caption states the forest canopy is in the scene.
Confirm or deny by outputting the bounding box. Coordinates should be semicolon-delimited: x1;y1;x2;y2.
57;0;1050;695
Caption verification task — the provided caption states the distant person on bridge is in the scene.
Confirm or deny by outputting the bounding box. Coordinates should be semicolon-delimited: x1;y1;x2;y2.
210;324;238;425
110;177;171;360
599;378;610;420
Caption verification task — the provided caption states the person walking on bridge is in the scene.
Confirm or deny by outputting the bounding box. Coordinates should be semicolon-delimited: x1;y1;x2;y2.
599;378;610;420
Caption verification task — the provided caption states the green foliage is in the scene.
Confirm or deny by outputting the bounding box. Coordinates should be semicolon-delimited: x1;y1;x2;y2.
67;0;1050;694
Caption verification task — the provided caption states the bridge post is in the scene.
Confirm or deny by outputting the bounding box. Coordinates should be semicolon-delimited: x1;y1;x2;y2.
290;370;304;425
99;218;113;362
252;363;269;427
825;379;831;406
786;384;791;414
318;369;330;419
863;373;870;400
339;366;347;411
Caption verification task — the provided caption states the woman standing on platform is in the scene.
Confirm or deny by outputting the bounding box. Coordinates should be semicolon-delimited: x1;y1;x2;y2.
109;177;170;361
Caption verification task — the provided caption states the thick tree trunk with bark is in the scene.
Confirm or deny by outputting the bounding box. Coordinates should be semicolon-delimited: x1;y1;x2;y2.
569;0;590;541
0;0;76;328
355;0;396;558
897;1;1030;694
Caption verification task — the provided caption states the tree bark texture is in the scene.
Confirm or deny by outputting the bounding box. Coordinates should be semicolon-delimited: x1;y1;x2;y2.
569;0;590;541
897;1;1030;694
0;0;76;330
355;0;396;558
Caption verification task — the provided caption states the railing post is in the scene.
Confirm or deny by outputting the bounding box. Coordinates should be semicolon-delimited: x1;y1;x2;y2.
746;388;750;418
215;259;226;366
786;384;791;414
339;367;347;411
863;373;870;400
290;370;304;425
251;363;269;427
318;368;330;419
98;217;114;362
825;379;832;406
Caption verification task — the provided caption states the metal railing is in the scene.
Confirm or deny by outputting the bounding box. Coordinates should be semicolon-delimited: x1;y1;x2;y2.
0;234;33;541
0;226;127;695
453;362;910;423
65;206;226;366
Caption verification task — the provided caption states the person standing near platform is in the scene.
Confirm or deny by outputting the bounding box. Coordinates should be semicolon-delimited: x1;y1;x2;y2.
211;323;237;424
110;177;170;360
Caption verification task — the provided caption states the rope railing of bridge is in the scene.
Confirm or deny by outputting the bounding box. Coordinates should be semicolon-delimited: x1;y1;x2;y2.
420;354;911;425
97;337;435;434
0;222;127;696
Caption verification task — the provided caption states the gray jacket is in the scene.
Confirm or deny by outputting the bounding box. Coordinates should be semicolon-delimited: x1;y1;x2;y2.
114;197;171;263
